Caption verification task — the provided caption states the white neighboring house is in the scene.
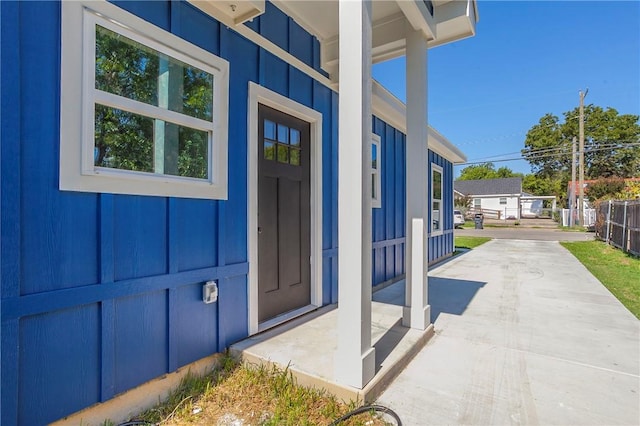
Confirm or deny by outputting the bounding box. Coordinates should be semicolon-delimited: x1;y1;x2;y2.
454;177;524;219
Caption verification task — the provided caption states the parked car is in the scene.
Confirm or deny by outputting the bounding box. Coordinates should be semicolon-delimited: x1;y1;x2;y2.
454;209;465;228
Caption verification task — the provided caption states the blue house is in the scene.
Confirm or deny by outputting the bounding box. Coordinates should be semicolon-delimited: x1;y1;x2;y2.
0;0;476;423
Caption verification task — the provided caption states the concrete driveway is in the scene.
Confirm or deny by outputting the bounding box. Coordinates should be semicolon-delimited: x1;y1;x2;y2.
456;227;596;242
377;239;640;425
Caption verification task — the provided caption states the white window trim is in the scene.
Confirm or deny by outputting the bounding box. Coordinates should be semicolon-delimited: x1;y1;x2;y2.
431;163;443;236
371;133;382;209
60;0;229;199
247;82;323;335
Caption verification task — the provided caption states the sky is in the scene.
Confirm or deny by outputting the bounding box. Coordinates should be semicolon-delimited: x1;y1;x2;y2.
372;0;640;178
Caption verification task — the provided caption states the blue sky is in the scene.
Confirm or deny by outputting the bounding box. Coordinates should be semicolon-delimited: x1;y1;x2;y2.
373;0;640;177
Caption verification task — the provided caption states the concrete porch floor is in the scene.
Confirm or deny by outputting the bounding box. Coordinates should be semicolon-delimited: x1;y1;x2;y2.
230;280;433;404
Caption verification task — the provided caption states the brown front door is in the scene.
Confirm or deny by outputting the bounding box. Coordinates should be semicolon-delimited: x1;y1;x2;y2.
258;104;311;323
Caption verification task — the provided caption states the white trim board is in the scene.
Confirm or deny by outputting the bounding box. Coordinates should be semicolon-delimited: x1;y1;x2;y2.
247;82;323;335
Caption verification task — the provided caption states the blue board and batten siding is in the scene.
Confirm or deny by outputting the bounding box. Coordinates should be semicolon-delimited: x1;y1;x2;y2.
429;151;456;262
0;1;455;424
372;117;407;286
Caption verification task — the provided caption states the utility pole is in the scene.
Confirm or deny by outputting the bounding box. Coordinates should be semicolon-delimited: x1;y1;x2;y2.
570;136;577;227
578;89;588;227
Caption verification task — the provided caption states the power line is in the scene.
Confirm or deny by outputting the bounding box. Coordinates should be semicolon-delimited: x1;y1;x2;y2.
460;141;640;166
467;140;639;164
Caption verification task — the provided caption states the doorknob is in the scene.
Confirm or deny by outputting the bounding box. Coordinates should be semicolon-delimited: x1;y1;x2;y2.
258;227;262;234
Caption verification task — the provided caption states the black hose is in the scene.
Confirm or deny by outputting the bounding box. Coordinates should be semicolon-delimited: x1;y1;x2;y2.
116;421;155;426
329;404;402;426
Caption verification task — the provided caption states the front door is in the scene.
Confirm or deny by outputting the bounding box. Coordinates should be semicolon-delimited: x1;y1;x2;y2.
258;104;311;323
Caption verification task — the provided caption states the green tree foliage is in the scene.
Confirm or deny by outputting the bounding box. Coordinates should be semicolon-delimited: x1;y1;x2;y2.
522;106;640;179
521;105;639;206
458;162;523;181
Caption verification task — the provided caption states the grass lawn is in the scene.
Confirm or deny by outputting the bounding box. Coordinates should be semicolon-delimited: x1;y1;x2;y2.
561;241;640;319
455;236;492;250
114;355;390;426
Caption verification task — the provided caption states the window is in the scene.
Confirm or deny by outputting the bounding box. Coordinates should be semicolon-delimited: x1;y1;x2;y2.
60;1;229;199
263;120;302;166
474;198;481;209
431;164;443;234
499;197;507;205
371;134;382;208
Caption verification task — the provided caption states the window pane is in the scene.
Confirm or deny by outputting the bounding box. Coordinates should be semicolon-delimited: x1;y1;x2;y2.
277;145;288;163
264;120;276;140
372;143;378;170
433;201;441;231
290;129;300;146
177;126;209;179
433;170;442;200
290;148;300;166
372;173;376;198
95;105;154;173
277;124;289;144
95;25;213;121
264;141;275;160
95;105;209;179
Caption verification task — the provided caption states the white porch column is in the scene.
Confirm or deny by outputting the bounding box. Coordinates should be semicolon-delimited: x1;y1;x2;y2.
335;0;375;389
403;28;430;330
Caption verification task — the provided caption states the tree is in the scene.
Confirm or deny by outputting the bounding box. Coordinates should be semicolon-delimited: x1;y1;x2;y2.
522;106;640;180
458;162;522;180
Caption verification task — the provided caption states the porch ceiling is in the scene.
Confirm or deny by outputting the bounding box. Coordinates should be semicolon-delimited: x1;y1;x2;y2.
272;0;478;78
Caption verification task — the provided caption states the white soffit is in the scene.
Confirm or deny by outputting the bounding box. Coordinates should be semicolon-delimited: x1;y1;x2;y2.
372;81;467;164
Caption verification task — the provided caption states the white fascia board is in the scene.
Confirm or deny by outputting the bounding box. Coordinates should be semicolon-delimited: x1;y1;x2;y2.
428;0;476;49
396;0;436;40
371;81;467;164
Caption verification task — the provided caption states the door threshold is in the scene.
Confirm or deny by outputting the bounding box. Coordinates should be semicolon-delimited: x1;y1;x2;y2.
257;304;321;334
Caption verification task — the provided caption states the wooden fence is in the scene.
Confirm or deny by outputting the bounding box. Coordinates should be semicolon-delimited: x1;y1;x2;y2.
595;199;640;256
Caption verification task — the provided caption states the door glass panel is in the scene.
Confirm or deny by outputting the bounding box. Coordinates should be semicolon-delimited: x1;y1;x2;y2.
264;141;275;160
290;129;300;146
277;124;289;144
261;116;302;166
264;120;276;140
290;148;300;166
277;145;288;163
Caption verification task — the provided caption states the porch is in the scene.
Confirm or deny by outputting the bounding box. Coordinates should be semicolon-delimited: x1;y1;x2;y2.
230;279;433;403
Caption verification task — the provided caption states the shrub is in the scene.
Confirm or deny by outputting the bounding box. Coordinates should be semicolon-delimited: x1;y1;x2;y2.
586;177;626;202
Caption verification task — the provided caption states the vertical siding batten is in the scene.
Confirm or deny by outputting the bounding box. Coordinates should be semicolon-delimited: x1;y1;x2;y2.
1;1;21;420
100;194;116;401
384;121;396;281
168;199;179;372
